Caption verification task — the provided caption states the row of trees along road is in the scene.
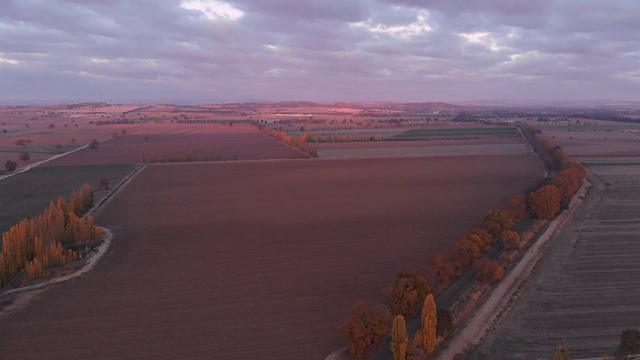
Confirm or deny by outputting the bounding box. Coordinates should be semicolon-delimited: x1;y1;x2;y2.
340;122;587;359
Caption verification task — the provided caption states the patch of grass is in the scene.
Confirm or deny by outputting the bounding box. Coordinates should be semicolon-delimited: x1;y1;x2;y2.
392;127;520;139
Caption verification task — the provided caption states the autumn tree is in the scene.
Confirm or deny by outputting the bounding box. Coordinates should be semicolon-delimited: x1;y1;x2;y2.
436;308;454;338
19;152;30;163
616;329;640;359
553;338;571;360
429;253;455;286
481;210;514;238
552;163;586;208
0;183;99;288
502;230;521;251
4;160;17;173
391;315;408;360
421;294;437;354
452;236;482;271
387;269;431;316
529;185;562;220
340;301;392;358
88;139;99;149
503;194;527;222
473;258;504;284
406;331;426;360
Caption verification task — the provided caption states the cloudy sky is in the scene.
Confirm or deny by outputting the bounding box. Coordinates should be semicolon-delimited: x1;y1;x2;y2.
0;0;639;103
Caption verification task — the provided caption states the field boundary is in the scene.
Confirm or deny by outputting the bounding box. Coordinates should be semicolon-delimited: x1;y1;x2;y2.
87;163;146;217
437;177;592;359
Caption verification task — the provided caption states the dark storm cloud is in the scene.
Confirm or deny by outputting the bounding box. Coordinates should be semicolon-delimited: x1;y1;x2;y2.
0;0;639;102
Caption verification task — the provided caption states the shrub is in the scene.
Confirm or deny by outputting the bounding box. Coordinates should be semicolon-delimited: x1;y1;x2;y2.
473;258;504;284
340;301;393;358
387;269;431;317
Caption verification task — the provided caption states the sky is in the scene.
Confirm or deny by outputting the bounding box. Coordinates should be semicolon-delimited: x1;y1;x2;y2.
0;0;639;103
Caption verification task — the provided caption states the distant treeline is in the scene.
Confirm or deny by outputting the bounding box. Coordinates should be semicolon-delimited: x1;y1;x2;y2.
252;121;318;158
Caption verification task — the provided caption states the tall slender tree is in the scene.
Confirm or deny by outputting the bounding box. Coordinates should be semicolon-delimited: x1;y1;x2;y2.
421;294;437;354
391;315;408;360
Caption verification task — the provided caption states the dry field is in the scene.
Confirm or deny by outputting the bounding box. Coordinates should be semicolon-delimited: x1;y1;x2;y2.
536;129;640;158
43;123;304;166
0;155;543;360
315;138;529;158
478;161;640;359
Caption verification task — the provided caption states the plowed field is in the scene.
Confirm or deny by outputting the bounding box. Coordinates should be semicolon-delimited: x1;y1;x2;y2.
43;123;304;165
0;155;543;360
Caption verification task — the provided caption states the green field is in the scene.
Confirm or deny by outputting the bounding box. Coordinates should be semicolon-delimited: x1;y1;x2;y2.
0;145;80;154
392;127;520;139
0;164;138;234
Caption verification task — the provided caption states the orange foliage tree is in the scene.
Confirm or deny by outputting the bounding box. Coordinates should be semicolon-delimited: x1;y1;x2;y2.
503;195;527;222
529;184;562;220
387;269;432;317
473;258;504;284
502;230;521;251
252;121;318;157
481;210;514;238
391;315;408;360
340;301;393;358
0;184;101;287
421;294;437;354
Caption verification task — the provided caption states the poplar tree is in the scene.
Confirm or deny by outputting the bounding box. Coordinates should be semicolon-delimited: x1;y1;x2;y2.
391;315;408;360
421;294;437;354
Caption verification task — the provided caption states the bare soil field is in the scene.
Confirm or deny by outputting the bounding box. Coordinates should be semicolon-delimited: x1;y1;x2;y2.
535;129;640;157
315;138;529;158
0;164;137;234
0;155;543;360
42;123;304;166
477;162;640;359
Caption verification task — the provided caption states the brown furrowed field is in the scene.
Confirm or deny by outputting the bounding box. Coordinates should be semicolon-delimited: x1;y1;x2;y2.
43;123;305;166
0;155;543;360
544;130;640;157
315;138;529;158
479;161;640;359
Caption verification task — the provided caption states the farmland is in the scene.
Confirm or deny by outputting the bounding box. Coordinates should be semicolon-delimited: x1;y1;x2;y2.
0;164;138;234
314;138;530;159
43;123;305;166
478;161;640;359
0;155;544;360
391;127;520;140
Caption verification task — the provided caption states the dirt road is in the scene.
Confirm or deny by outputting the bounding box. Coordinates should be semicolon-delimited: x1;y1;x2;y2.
437;179;590;359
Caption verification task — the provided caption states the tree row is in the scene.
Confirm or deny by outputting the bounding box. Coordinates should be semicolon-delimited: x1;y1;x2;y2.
339;123;588;359
0;184;102;287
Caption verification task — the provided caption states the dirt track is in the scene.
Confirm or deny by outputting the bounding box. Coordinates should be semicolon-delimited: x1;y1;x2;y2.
438;178;590;359
476;161;640;359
